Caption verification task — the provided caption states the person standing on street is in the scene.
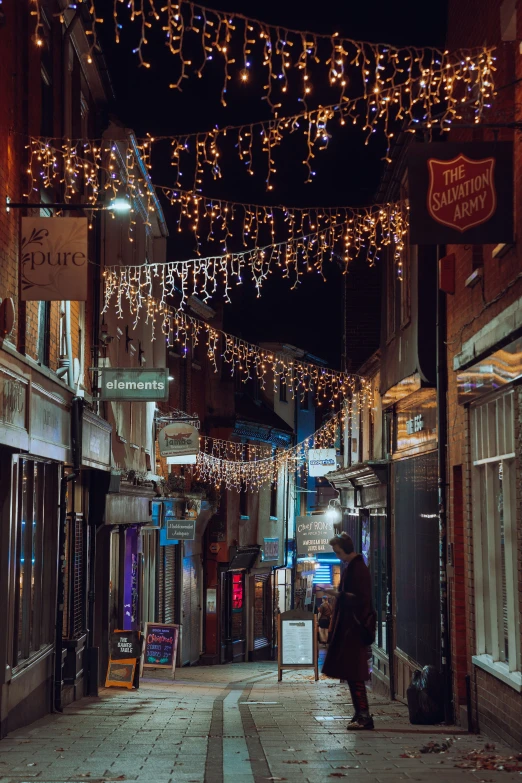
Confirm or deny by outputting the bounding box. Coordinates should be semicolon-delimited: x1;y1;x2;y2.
322;532;376;730
317;595;333;645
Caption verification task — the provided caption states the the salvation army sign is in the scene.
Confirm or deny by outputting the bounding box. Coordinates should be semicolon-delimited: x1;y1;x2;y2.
308;448;337;477
158;422;199;458
21;217;88;300
408;143;513;245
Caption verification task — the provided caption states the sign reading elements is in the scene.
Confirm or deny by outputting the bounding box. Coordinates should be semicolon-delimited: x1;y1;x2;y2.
263;537;279;561
99;367;169;401
21;217;88;301
278;610;318;682
408;142;514;245
142;623;179;676
296;514;336;557
308;448;337;477
158;421;199;458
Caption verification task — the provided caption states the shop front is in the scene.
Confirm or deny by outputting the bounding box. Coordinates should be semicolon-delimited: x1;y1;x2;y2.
220;546;259;663
0;347;73;735
388;387;440;701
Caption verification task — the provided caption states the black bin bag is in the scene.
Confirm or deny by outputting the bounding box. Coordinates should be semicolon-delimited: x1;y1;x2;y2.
407;665;444;725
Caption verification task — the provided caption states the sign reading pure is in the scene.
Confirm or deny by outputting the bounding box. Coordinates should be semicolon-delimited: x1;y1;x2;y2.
408;143;513;244
99;368;169;401
21;217;88;301
158;421;199;457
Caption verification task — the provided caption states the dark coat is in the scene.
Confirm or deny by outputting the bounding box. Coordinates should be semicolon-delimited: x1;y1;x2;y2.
322;554;373;682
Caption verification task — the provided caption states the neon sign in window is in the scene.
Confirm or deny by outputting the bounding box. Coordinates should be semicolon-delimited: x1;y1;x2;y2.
232;573;243;611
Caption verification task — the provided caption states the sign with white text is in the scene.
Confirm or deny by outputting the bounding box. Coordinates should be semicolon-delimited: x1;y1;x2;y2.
408;143;513;244
99;368;169;401
21;217;88;300
296;514;336;556
308;448;337;477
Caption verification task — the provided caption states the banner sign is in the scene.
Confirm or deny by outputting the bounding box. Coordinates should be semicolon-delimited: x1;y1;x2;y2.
143;623;179;671
21;217;88;301
99;367;169;401
408;142;513;244
296;514;336;557
308;448;337;477
158;421;199;457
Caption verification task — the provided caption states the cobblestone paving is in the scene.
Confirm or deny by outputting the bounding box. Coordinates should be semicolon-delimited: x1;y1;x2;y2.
0;662;520;783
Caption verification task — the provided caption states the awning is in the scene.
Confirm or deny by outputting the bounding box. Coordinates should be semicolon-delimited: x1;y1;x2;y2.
228;545;261;571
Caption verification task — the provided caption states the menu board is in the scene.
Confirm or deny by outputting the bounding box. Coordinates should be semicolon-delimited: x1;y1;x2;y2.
281;619;314;665
142;623;179;672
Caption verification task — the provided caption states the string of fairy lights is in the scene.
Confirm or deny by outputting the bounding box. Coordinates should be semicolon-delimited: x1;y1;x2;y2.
102;205;407;322
195;409;344;491
168;307;370;406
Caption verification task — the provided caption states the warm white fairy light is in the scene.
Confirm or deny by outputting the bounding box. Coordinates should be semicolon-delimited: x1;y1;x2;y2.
168;308;370;408
195;408;346;492
103;203;408;321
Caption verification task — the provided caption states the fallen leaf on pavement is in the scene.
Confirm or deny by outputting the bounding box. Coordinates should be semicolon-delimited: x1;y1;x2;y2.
335;766;359;769
283;760;308;764
283;748;297;752
400;751;421;758
265;778;286;781
328;775;347;779
27;763;36;766
55;748;65;752
420;739;453;754
455;746;522;772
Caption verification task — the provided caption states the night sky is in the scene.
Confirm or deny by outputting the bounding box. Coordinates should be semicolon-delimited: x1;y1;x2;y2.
96;0;447;369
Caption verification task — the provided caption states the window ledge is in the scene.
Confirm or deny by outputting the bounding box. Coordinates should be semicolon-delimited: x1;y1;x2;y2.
472;654;522;692
240;515;250;520
270;516;278;521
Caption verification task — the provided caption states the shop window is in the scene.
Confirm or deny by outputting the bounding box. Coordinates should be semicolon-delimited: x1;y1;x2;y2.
231;573;244;640
369;515;387;651
13;459;57;667
270;478;277;518
254;576;269;641
471;391;521;686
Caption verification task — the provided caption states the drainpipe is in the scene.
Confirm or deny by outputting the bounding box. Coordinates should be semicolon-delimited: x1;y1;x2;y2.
436;249;453;725
385;461;395;700
54;397;83;712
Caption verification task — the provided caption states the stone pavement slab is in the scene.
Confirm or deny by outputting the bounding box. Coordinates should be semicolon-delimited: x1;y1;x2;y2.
0;662;520;782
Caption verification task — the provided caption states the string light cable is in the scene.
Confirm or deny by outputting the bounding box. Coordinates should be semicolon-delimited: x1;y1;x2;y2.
102;205;408;323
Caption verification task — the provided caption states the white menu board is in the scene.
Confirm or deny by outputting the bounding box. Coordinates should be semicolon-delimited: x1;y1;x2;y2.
281;619;314;665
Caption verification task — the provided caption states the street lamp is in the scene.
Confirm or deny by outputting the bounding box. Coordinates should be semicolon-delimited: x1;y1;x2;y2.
5;196;132;212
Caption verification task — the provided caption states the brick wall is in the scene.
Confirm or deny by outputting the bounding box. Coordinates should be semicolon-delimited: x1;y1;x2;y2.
445;0;522;744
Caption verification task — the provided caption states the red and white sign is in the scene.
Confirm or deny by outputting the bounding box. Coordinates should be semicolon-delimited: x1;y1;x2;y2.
158;422;199;458
427;154;496;233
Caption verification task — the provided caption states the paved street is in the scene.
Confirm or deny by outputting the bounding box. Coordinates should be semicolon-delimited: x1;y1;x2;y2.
0;662;520;783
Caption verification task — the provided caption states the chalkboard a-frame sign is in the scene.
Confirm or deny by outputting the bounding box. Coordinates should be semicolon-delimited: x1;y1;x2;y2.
142;623;179;675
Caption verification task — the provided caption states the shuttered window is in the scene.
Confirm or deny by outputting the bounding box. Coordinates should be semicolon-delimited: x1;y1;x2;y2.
471;390;521;686
159;545;177;624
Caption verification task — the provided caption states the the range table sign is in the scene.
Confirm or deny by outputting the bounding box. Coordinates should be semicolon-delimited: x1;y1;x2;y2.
99;368;169;401
110;630;142;660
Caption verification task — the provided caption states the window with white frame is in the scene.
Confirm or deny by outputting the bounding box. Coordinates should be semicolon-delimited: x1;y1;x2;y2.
471;389;521;689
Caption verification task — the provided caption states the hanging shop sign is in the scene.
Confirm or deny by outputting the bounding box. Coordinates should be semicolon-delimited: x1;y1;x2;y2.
308;448;337;477
99;367;169;401
165;517;196;541
296;514;336;557
408;142;513;244
158;421;199;458
142;623;179;673
263;537;279;561
21;217;88;301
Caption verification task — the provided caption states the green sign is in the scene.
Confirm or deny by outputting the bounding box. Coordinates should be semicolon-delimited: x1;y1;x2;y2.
99;368;169;401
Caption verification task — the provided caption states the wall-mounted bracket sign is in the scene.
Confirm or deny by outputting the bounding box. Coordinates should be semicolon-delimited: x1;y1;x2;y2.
21;217;88;301
98;367;169;401
408;142;513;245
308;448;337;477
158;421;199;458
277;609;318;682
296;514;336;557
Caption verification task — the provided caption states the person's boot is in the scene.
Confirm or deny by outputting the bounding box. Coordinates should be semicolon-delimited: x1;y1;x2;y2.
346;713;374;730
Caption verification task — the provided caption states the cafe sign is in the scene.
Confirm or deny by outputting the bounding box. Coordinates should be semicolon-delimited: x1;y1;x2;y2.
296;514;336;557
99;367;169;401
408;142;513;245
158;421;199;457
21;217;88;301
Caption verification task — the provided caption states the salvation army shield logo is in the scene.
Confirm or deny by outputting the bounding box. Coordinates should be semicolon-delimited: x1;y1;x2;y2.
427;155;496;233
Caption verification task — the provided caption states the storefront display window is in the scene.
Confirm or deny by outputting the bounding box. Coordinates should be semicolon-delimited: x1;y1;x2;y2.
231;573;243;640
369;515;387;651
13;459;57;667
254;576;269;640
